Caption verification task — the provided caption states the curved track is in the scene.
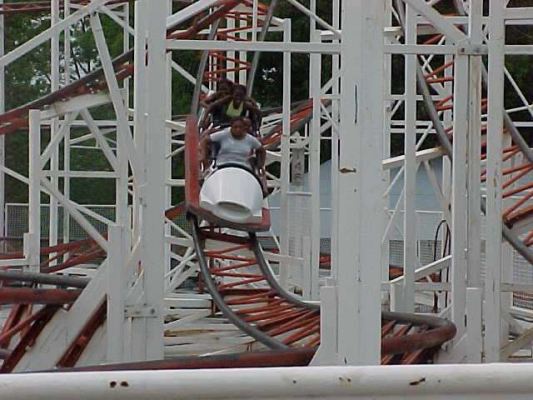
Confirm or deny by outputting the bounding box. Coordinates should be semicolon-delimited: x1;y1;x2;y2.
393;1;533;263
185;118;456;365
0;0;531;369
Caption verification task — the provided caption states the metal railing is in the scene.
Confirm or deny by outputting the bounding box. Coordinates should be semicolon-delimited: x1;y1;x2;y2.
2;364;533;399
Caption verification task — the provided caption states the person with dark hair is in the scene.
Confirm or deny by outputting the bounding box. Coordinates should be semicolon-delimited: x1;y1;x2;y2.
200;116;265;171
201;84;261;132
200;78;234;129
243;117;255;136
200;78;234;109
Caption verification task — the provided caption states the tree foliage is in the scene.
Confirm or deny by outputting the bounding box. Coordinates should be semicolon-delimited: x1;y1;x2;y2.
2;1;532;205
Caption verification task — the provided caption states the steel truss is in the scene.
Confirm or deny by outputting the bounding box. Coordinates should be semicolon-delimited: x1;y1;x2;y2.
0;0;530;370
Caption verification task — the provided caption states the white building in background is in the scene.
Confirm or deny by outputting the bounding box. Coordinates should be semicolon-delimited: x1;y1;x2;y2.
267;159;445;242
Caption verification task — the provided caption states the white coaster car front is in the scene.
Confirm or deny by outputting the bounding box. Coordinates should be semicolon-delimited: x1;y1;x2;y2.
200;167;263;224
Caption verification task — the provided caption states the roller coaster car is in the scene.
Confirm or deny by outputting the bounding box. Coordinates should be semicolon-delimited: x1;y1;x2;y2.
200;165;264;224
184;117;271;232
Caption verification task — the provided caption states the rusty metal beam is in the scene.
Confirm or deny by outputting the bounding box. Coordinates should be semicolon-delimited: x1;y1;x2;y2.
50;348;315;372
0;270;89;288
0;288;80;304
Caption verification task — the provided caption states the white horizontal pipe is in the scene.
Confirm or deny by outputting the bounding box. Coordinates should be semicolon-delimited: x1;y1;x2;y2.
3;364;533;399
168;40;340;54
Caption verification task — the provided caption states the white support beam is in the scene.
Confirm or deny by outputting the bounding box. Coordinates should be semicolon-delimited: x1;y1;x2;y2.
63;0;72;247
136;0;167;360
400;3;418;313
451;52;469;341
390;255;452;284
26;110;42;272
0;0;4;246
484;0;506;363
40;93;111;120
279;19;291;289
382;147;444;170
285;0;341;39
107;224;126;362
167;40;340;54
9;364;533;399
0;0;108;68
48;0;61;261
79;109;119;171
403;0;467;43
506;8;533;20
40;177;109;252
330;0;340;281
333;0;385;365
309;30;321;301
166;0;219;30
40;112;78;170
465;0;483;363
90;13;143;184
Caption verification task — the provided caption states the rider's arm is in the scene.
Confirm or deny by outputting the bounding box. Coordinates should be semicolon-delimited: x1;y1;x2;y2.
200;92;219;109
200;95;232;129
244;101;261;132
199;136;211;169
255;146;266;169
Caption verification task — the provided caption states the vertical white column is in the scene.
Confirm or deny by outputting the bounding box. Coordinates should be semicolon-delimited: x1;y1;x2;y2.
49;0;60;254
128;2;149;360
107;224;126;362
451;48;469;341
122;0;130;101
139;0;167;359
484;0;505;363
226;17;235;83
309;30;321;301
466;0;483;363
330;0;340;280
500;130;513;346
132;0;147;241
120;0;130;244
401;3;418;313
279;19;291;289
63;0;71;246
380;0;392;288
251;0;258;42
439;43;454;313
501;241;513;347
0;0;4;247
238;11;246;85
164;0;172;290
27;110;42;272
335;0;385;365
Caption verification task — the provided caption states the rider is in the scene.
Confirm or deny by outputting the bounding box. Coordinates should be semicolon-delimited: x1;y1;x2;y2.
200;78;234;108
201;84;261;132
200;116;265;172
200;78;234;127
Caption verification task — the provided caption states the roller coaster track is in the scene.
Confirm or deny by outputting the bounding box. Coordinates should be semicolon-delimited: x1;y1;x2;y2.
0;0;300;370
0;0;127;15
1;0;530;370
393;1;533;264
0;0;267;370
0;0;269;135
184;117;456;365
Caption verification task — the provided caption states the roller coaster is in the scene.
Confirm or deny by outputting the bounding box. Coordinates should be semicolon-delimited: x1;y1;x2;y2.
0;0;531;373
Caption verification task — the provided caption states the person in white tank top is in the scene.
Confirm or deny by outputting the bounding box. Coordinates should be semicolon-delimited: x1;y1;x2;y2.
200;117;266;171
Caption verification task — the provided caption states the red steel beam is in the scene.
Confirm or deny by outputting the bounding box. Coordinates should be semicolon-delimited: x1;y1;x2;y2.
0;288;81;305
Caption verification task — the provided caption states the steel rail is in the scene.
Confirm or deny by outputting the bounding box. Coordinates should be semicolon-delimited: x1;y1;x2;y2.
394;0;533;264
191;220;289;350
0;270;89;288
185;115;456;363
